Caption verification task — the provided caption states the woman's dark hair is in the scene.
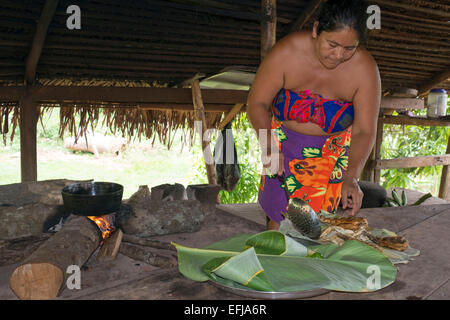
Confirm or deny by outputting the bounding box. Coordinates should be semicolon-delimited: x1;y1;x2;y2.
316;0;368;45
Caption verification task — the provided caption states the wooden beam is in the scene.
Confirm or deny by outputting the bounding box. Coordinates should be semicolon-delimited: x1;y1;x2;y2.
381;97;424;110
417;69;450;95
24;0;59;85
376;154;450;170
19;90;38;182
24;86;249;105
261;0;277;61
288;0;325;33
0;86;24;102
0;86;247;113
381;115;450;127
137;103;239;113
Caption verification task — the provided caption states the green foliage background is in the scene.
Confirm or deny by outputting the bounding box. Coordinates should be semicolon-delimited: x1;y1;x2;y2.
188;113;261;204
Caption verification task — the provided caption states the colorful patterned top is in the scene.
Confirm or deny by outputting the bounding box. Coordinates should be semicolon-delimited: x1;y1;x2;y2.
272;88;355;134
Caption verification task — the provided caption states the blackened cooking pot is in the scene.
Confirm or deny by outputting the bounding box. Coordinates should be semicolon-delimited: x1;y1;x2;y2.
61;181;123;215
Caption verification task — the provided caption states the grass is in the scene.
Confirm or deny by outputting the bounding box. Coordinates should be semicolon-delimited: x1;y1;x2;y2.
0;111;204;199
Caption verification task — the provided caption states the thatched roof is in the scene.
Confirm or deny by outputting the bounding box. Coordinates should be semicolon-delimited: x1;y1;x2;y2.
1;0;449;144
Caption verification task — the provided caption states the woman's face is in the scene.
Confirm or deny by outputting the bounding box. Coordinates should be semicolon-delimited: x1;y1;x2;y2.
312;23;359;69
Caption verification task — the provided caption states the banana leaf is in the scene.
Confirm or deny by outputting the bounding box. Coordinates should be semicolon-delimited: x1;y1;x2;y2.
173;231;397;293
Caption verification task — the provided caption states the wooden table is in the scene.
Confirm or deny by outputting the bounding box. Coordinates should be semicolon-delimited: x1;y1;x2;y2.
54;203;450;300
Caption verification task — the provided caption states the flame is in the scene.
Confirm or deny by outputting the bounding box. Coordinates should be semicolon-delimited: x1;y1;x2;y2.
87;215;114;240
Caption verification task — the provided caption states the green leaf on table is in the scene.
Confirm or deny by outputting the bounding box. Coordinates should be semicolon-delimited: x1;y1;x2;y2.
202;247;275;292
172;231;397;293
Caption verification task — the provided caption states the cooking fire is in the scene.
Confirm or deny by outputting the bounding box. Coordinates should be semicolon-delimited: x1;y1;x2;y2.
87;214;115;240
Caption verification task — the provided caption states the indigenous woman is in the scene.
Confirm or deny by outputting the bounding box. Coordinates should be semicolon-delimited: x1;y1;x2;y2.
247;0;381;230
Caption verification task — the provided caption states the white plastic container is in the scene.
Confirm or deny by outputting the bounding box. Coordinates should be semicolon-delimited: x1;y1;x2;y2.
427;89;448;118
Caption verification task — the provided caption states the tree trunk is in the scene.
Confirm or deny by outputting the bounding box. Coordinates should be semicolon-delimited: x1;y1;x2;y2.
9;215;101;300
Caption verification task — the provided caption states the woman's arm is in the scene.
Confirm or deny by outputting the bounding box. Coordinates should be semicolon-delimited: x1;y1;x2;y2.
247;39;290;174
341;53;381;215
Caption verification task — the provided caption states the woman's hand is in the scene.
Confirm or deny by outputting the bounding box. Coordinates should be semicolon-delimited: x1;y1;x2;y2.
340;176;364;216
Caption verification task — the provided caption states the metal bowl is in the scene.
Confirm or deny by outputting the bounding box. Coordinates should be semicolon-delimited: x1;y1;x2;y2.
209;280;330;300
61;181;123;215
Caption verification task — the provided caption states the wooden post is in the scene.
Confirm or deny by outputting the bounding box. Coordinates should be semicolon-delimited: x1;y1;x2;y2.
19;89;38;182
361;116;385;183
361;148;375;182
373;117;385;185
192;80;218;187
439;136;450;201
261;0;276;61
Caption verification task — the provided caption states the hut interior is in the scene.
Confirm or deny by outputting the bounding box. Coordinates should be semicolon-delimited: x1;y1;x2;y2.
0;0;449;197
1;0;450;302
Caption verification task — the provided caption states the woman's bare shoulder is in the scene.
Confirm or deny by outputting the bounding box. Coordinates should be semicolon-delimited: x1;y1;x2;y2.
267;31;311;60
351;47;379;73
276;31;310;51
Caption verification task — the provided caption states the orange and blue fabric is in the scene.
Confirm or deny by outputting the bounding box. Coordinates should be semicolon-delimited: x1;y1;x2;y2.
272;88;354;134
258;89;353;223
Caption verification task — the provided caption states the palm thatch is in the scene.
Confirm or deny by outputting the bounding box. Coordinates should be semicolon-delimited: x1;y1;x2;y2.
0;0;449;147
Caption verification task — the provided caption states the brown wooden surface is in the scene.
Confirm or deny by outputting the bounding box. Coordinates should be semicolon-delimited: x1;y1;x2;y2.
119;242;177;269
326;206;450;300
381;115;450;127
376;154;450;170
55;203;450;300
10;263;63;300
28;86;248;105
389;88;418;98
380;97;424;110
96;229;123;262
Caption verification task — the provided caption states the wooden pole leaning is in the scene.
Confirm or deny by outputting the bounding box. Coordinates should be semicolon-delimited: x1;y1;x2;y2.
217;103;245;131
192;80;218;189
